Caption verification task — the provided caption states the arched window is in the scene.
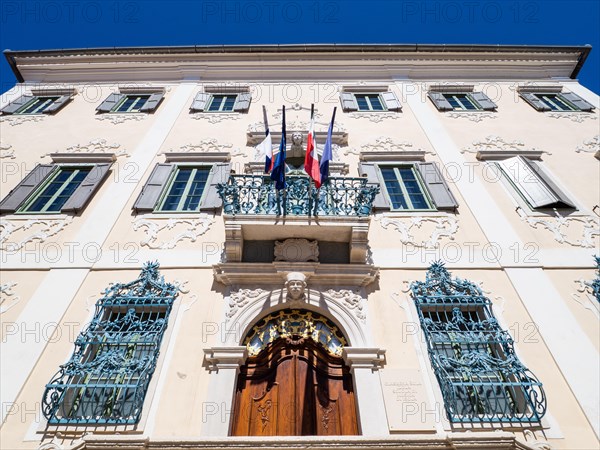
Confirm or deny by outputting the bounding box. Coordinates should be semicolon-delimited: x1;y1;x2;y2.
231;309;359;436
411;262;547;424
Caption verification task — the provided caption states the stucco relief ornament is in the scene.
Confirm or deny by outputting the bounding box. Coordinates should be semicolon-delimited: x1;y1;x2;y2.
343;136;433;156
325;289;366;323
161;139;246;157
572;256;600;317
274;239;319;262
575;135;600;157
285;272;307;303
95;114;147;125
0;114;45;126
226;288;267;319
461;135;550;156
447;111;497;122
0;217;73;252
348;111;400;123
190;113;241;124
132;215;213;249
376;214;459;249
516;207;600;248
547;111;598;123
0;281;20;314
0;143;15;159
41;139;129;158
523;429;554;450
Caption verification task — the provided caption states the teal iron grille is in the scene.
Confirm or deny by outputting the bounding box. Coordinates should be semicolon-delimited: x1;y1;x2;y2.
411;262;547;424
217;175;379;216
42;262;178;425
591;256;600;302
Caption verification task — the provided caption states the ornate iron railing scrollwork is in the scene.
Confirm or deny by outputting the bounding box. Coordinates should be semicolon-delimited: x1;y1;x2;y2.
217;175;379;217
411;262;547;424
42;262;178;425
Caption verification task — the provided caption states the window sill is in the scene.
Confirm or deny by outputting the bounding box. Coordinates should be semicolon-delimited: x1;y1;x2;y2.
138;211;215;219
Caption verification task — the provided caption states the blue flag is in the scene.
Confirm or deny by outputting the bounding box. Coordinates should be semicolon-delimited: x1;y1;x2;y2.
270;105;286;190
320;107;336;186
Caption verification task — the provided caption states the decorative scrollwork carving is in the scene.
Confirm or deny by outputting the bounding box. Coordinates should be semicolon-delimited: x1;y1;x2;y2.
274;238;319;262
347;112;400;123
344;136;432;156
132;216;213;249
461;135;548;155
547;112;598;123
42;138;129;158
447;112;497;122
162;139;246;157
0;143;15;159
226;288;267;319
95;114;147;125
0;115;45;126
0;217;73;252
190;113;241;124
0;281;20;314
575;135;600;154
325;289;366;323
376;214;459;248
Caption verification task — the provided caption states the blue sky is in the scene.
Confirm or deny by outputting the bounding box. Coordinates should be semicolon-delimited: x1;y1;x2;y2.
1;0;598;93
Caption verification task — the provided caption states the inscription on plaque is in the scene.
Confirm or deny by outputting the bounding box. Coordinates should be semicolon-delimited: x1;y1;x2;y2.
380;368;438;431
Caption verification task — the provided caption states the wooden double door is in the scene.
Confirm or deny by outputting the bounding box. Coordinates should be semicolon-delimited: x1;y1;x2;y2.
230;339;359;436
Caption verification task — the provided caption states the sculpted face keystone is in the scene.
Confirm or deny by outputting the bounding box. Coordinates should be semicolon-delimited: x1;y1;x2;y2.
285;272;307;301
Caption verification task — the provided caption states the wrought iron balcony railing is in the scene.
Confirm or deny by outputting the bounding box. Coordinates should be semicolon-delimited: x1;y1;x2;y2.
217;175;379;217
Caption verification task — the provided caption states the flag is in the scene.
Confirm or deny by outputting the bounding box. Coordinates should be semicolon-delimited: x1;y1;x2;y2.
270;105;286;190
304;104;321;188
259;130;273;173
319;107;336;186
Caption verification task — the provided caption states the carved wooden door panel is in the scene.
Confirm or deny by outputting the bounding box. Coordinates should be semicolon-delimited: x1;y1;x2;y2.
231;340;358;436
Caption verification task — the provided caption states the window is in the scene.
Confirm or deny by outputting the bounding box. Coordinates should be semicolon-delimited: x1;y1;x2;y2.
1;93;73;115
412;262;547;424
495;156;575;209
42;262;178;424
340;90;402;112
20;167;90;213
519;90;595;112
157;166;211;212
96;91;164;114
133;162;230;213
428;90;497;112
0;162;112;215
359;161;458;211
380;165;432;210
190;92;252;113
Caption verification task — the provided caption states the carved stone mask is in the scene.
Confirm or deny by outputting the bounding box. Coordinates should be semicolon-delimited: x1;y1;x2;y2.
285;272;307;301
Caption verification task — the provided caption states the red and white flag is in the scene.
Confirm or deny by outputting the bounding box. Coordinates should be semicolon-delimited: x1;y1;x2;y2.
304;104;321;188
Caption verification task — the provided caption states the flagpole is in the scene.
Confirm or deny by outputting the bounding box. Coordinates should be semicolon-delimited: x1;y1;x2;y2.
262;105;269;135
308;103;314;217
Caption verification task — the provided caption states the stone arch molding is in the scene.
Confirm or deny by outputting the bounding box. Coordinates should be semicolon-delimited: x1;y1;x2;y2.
223;285;370;348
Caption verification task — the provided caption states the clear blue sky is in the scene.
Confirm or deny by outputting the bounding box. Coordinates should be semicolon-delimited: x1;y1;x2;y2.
1;0;598;94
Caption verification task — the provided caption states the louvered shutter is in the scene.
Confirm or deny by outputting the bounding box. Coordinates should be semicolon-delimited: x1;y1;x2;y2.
139;92;165;113
521;158;576;208
559;92;595;112
340;92;358;112
61;164;112;213
190;93;211;111
133;164;174;213
200;163;231;210
43;95;73;114
1;95;34;114
519;93;551;111
96;93;125;113
358;162;389;209
0;164;57;213
428;92;453;111
233;93;252;112
470;92;497;111
415;162;458;210
381;92;402;111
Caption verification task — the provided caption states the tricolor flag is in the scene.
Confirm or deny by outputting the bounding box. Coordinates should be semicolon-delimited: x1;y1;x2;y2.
319;107;336;186
260;106;273;173
270;105;286;190
304;104;321;188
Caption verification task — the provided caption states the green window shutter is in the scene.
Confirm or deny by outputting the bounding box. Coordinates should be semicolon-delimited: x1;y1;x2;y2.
233;93;252;112
521;158;576;208
358;162;390;209
190;93;211;111
140;93;165;113
96;93;126;113
415;162;458;211
0;164;57;213
559;92;595;112
1;95;34;115
428;92;453;111
61;163;112;213
470;92;497;110
340;92;358;112
200;163;231;210
381;91;402;111
133;164;174;213
519;93;551;111
43;95;73;114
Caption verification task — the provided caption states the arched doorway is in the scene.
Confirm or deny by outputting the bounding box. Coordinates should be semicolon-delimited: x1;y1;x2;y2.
230;309;359;436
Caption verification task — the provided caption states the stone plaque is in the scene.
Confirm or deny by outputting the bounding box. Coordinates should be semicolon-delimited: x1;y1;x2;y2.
380;368;438;432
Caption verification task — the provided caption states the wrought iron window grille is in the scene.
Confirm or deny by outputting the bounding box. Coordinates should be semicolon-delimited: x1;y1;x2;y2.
411;262;547;424
217;174;379;217
42;262;178;425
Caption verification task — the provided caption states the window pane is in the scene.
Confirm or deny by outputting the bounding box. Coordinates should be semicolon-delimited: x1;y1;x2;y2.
161;169;192;211
381;168;408;209
208;95;224;111
399;168;429;209
222;95;236;111
45;170;89;212
18;97;59;114
25;168;89;212
368;95;384;111
355;95;369;111
182;169;210;210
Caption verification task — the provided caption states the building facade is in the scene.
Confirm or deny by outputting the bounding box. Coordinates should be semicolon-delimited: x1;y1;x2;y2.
0;44;598;450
